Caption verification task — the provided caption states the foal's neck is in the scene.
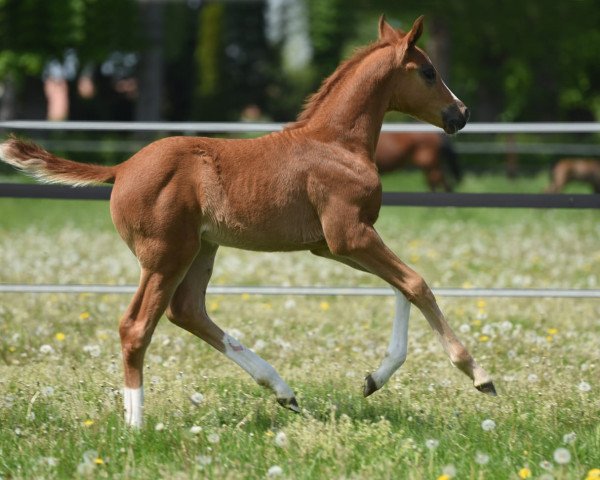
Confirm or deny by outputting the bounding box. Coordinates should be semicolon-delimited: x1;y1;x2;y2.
301;45;396;158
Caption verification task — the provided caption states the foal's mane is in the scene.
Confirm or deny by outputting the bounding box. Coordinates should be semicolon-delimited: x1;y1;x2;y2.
285;41;391;130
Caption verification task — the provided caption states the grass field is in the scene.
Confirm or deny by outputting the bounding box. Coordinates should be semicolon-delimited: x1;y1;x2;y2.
0;172;599;479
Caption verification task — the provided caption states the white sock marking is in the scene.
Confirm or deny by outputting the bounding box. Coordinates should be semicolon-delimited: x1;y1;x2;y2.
124;387;144;428
223;333;294;399
371;289;410;388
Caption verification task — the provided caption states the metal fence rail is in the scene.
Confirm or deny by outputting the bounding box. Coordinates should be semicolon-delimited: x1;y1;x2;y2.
2;120;600;134
1;284;599;298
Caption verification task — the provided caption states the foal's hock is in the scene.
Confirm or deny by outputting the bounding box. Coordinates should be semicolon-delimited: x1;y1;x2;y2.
0;15;494;428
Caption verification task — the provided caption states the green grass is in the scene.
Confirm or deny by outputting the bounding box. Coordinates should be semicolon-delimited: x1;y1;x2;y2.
0;173;599;479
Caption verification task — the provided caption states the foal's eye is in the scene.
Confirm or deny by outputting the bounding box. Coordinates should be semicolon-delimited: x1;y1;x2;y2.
421;67;436;83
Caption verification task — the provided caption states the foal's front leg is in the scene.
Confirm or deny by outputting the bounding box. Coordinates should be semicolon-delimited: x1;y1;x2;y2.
322;219;496;396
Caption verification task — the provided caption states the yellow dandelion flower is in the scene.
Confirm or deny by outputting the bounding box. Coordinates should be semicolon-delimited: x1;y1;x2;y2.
94;458;104;465
97;332;108;341
462;281;474;289
477;299;487;309
83;419;94;427
241;293;250;301
79;312;90;320
472;319;482;327
437;475;451;480
479;335;490;343
518;467;532;479
319;301;330;311
547;328;558;335
410;254;420;263
586;468;600;480
546;336;554;343
9;346;16;352
265;430;274;437
55;332;66;341
209;301;219;312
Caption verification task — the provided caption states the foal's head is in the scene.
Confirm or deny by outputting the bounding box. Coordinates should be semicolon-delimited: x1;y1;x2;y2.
380;16;469;134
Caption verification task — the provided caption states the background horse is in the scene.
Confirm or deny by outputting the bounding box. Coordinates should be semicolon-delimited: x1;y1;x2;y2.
0;15;493;428
375;132;462;191
545;158;600;193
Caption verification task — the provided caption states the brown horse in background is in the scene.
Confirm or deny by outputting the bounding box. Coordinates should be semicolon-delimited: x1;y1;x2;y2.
375;132;461;191
545;158;600;193
0;15;494;428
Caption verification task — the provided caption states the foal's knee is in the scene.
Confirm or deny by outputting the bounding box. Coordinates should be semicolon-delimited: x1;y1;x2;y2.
119;318;150;360
403;274;433;306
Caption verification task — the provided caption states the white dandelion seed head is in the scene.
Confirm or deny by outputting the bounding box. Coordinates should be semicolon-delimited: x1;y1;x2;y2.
267;465;283;477
553;447;571;465
481;419;496;431
442;464;457;477
539;460;553;470
207;433;220;444
190;392;204;406
475;451;490;465
459;323;471;334
274;431;288;448
77;462;95;475
155;422;165;432
190;425;202;434
527;373;539;383
82;344;101;358
82;450;99;463
41;386;55;397
197;455;212;466
562;432;576;444
578;381;591;392
43;457;59;467
284;299;296;310
39;344;55;355
425;438;439;450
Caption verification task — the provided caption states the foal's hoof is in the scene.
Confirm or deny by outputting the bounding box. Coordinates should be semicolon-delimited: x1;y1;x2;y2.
277;397;301;413
363;374;379;397
475;381;497;396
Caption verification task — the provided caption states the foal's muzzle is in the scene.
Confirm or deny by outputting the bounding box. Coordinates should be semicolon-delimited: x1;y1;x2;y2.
442;103;470;135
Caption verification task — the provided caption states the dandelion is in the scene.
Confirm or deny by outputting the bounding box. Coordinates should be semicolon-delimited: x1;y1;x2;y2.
83;344;101;358
190;392;204;406
442;464;457;477
155;422;165;431
209;301;219;312
578;381;591;392
539;460;553;470
241;293;250;301
562;432;576;444
547;328;558;335
477;299;487;309
77;462;95;475
425;438;440;450
79;312;90;320
207;433;220;444
93;458;104;465
42;457;59;467
437;475;450;480
479;335;490;343
553;447;571;465
55;332;65;341
267;465;283;477
319;301;330;311
518;467;532;479
586;469;600;480
82;450;99;463
39;344;55;355
481;419;496;431
527;373;539;383
284;299;296;310
459;323;471;333
41;386;55;397
83;419;94;427
475;451;489;465
190;425;202;434
274;431;288;448
197;455;212;466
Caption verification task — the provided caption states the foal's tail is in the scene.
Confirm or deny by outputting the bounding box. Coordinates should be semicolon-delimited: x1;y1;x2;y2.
0;135;116;186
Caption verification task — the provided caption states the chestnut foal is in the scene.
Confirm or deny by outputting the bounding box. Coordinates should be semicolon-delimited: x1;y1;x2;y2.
0;16;495;427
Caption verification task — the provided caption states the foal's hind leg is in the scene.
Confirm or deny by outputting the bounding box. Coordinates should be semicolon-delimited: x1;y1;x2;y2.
119;243;198;427
166;242;299;412
322;217;495;396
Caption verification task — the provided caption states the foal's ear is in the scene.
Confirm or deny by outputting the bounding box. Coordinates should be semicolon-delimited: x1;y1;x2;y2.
378;14;398;42
404;15;425;48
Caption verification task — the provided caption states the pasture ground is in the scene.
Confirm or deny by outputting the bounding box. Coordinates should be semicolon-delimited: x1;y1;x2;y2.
0;172;599;479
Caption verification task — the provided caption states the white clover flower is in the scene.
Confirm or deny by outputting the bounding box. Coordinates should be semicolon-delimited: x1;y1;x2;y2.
527;373;539;383
197;455;212;466
274;431;288;448
41;386;55;397
155;422;165;432
190;425;202;434
475;451;490;465
578;381;591;392
267;465;283;477
481;419;496;431
459;323;471;333
553;447;571;465
562;432;576;444
190;392;204;406
207;433;220;444
39;344;55;355
425;439;439;450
